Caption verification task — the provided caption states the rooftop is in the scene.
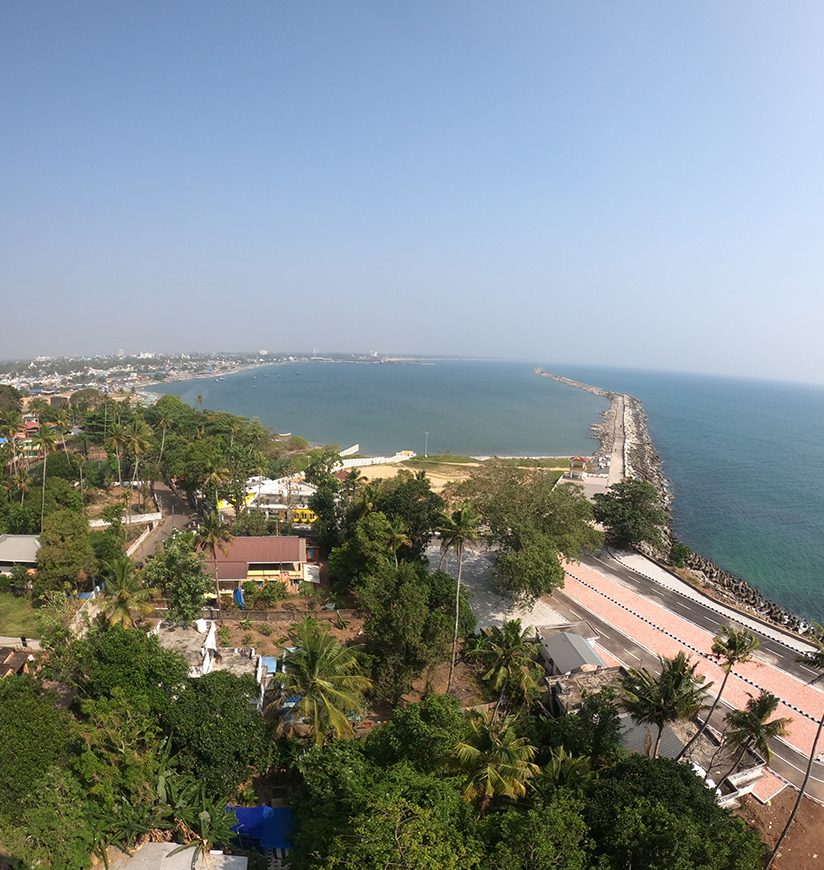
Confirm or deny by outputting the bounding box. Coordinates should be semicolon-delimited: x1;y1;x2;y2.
205;536;306;580
540;630;605;674
0;534;40;565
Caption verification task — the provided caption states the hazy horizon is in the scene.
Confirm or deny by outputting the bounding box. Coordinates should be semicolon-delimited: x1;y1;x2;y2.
4;3;824;383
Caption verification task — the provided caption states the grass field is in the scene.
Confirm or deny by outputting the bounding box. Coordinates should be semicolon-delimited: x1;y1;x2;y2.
0;593;39;637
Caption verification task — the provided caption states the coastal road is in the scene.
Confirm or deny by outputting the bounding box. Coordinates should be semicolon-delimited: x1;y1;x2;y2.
552;553;824;801
551;585;824;802
580;552;817;683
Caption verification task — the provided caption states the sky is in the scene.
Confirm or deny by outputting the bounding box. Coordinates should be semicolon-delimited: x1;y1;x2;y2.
3;2;824;383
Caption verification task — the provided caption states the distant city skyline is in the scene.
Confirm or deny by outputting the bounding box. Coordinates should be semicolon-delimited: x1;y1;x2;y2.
4;3;824;383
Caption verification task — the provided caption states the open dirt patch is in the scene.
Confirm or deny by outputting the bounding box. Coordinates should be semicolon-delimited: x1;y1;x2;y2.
737;790;824;868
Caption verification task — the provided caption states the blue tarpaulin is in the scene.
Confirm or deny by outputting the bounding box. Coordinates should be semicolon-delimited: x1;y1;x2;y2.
227;805;294;851
233;587;244;609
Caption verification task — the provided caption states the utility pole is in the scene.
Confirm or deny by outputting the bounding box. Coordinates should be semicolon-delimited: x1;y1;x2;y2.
424;432;429;458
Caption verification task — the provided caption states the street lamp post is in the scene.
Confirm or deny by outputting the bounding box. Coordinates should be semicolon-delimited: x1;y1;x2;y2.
424;432;429;458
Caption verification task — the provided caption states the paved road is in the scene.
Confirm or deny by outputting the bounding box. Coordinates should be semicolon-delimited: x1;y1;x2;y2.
581;552;818;684
550;553;824;801
129;482;194;565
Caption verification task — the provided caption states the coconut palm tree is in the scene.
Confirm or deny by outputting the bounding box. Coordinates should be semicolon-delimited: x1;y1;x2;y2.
125;417;153;488
472;618;541;719
386;517;412;567
438;503;481;692
99;555;155;628
621;652;711;758
196;511;233;619
453;713;540;815
676;625;760;761
203;460;230;511
541;745;594;791
154;404;174;466
32;424;57;532
0;409;23;476
272;616;372;745
720;690;790;782
108;421;127;484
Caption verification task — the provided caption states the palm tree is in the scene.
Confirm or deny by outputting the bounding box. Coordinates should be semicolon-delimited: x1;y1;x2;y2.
196;511;233;619
676;625;759;761
155;405;174;466
99;555;155;628
621;652;711;758
203;460;230;511
32;424;57;532
472;618;541;718
341;468;364;499
720;690;790;782
453;713;540;815
272;616;372;745
386;517;411;567
438;503;481;692
0;409;23;476
108;421;127;484
541;746;594;791
125;417;153;488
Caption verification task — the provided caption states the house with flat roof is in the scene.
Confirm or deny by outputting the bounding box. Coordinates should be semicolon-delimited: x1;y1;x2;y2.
203;535;315;597
0;534;40;574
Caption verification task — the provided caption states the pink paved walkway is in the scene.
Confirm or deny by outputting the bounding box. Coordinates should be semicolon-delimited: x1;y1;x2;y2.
559;560;824;758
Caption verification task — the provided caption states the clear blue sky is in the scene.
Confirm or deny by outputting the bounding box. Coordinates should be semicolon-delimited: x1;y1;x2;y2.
3;2;824;382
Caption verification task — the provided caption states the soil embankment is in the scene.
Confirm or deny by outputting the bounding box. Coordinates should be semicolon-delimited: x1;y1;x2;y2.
534;367;820;640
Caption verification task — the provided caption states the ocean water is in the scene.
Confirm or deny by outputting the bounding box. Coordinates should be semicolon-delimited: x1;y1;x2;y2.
152;360;824;623
559;365;824;624
149;359;607;457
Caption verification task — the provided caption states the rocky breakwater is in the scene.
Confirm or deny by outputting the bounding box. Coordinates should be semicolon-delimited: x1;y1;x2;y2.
683;550;818;639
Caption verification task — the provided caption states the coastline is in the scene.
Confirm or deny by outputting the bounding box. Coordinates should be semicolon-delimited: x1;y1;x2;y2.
534;367;820;640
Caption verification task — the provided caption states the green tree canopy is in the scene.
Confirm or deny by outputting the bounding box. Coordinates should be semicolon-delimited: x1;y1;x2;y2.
366;693;471;774
585;755;766;868
143;532;211;624
69;624;188;721
357;561;472;703
34;508;98;600
163;671;270;796
0;677;78;820
592;478;668;549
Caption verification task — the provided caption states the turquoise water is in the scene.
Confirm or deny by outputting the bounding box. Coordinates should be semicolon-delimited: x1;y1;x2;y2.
152;360;824;622
560;365;824;623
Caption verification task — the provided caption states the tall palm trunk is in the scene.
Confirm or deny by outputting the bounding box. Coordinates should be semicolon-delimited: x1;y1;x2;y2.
677;667;732;761
652;724;664;759
214;565;222;620
767;709;824;868
447;543;463;692
159;424;167;465
40;453;48;532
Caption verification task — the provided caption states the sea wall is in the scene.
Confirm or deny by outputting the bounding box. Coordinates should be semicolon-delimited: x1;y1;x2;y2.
534;367;820;641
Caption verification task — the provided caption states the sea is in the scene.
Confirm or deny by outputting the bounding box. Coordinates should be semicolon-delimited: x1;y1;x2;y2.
150;359;824;624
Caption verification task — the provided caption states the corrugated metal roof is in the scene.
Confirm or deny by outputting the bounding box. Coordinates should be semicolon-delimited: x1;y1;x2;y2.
621;717;685;760
0;534;40;564
204;536;306;580
541;631;605;674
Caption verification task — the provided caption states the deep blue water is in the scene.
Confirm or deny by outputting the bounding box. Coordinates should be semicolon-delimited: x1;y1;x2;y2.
152;360;824;622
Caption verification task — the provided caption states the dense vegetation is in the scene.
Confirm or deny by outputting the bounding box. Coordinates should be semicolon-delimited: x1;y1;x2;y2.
0;389;777;867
